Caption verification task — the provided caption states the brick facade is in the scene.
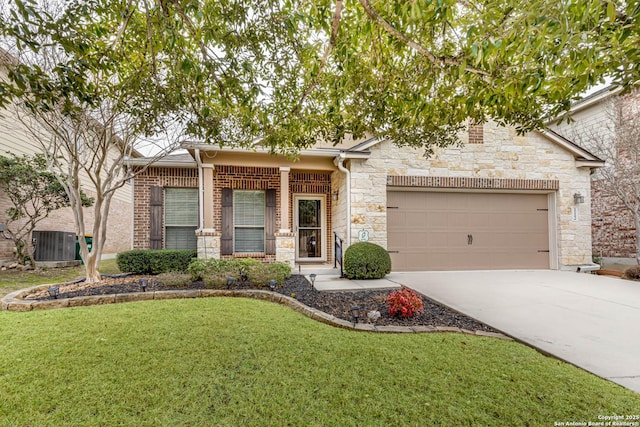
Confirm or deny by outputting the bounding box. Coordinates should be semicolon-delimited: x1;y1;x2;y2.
133;165;333;264
133;167;198;250
468;124;484;144
591;180;637;258
387;175;559;190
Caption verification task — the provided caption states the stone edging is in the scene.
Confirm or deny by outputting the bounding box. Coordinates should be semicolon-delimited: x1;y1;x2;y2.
1;285;510;339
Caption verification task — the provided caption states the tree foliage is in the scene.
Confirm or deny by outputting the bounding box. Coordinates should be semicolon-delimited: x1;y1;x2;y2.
0;153;93;266
1;0;639;156
560;90;640;265
0;0;638;278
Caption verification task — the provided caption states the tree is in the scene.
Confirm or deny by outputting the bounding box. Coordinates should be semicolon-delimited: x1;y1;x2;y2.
0;0;638;281
580;93;640;265
5;1;638;155
0;153;93;267
98;0;638;154
0;1;183;282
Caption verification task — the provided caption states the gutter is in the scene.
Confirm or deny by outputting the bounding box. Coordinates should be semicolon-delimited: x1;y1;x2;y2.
335;153;351;248
180;142;371;159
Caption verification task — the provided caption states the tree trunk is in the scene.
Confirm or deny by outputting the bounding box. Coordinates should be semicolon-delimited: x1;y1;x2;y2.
84;251;102;283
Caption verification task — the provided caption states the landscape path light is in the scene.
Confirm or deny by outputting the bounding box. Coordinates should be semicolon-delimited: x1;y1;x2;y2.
48;286;60;299
349;306;361;325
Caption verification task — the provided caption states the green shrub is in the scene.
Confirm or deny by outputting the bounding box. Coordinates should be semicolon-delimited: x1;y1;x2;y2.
155;272;192;288
187;258;229;281
203;272;230;289
344;242;391;279
116;249;197;274
247;262;292;288
226;258;263;282
623;266;640;281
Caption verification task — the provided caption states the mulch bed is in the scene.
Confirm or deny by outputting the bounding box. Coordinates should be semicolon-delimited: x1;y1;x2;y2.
26;274;498;332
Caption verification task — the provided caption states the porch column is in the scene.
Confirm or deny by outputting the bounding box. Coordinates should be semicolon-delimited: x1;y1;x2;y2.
279;167;290;232
202;164;215;229
196;164;220;259
276;166;295;267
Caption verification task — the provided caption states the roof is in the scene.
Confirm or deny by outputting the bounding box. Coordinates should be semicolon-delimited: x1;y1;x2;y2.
125;152;197;168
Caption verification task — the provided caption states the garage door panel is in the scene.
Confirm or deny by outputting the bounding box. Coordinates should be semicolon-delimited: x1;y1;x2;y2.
387;191;550;271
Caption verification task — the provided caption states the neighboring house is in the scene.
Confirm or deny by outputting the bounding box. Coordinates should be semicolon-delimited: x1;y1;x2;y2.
0;48;133;263
550;86;639;263
129;122;603;271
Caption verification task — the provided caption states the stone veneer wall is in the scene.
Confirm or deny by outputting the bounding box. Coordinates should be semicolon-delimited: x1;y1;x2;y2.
347;122;594;268
330;169;347;244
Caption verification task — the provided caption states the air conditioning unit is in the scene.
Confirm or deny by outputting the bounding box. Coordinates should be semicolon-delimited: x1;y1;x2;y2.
32;231;76;261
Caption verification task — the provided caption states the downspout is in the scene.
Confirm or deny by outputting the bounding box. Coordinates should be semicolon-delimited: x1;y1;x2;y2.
336;153;351;247
194;149;204;231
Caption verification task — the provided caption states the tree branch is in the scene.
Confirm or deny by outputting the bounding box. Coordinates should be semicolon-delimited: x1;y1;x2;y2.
291;0;343;115
358;0;490;77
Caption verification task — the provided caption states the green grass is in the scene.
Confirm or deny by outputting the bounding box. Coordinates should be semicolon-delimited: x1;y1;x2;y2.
0;259;120;298
0;298;638;426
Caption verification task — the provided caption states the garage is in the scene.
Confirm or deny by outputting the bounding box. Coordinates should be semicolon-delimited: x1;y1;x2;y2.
387;191;551;271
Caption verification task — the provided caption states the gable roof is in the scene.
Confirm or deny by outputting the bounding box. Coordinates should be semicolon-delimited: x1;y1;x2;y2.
344;127;604;167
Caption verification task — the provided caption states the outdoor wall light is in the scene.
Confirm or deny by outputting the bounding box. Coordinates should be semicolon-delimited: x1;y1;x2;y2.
349;306;361;325
269;279;277;291
139;277;148;292
332;190;339;201
309;274;317;290
573;192;585;205
48;286;60;299
226;276;236;289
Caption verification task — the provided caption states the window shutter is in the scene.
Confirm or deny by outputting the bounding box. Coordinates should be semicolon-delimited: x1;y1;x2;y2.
265;189;276;255
150;186;163;249
221;188;233;255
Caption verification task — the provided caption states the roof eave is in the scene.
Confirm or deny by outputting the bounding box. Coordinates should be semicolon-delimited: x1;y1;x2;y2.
181;142;371;159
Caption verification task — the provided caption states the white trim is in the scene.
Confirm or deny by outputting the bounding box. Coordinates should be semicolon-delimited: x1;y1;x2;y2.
576;160;605;168
293;194;327;262
535;129;603;163
180;142;371;159
125;158;197;168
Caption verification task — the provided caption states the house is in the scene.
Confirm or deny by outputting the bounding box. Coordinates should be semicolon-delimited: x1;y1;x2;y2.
549;86;640;265
128;121;603;271
0;48;134;263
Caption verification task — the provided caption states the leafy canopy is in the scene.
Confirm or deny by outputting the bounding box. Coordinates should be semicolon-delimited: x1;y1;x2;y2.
0;0;638;155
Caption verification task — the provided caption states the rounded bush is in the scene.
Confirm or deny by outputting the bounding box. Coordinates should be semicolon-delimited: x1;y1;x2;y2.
623;266;640;281
344;242;391;279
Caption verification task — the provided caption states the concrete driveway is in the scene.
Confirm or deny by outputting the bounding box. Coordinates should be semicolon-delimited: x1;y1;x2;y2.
388;270;640;394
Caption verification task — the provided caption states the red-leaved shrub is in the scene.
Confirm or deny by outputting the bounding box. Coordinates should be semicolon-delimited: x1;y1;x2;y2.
387;287;425;319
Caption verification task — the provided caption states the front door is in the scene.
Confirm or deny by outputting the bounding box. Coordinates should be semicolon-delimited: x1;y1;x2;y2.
295;196;325;261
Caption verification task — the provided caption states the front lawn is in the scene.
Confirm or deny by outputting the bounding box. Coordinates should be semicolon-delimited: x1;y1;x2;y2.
0;298;638;426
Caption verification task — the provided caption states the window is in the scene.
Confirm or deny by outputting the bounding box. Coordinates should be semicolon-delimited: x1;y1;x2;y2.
234;190;265;252
164;188;198;249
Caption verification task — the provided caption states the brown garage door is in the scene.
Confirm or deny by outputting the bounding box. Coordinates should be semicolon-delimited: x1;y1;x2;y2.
387;191;550;271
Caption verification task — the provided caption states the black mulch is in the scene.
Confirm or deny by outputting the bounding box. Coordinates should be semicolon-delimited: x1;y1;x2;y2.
37;274;498;332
